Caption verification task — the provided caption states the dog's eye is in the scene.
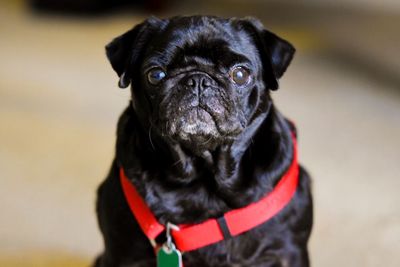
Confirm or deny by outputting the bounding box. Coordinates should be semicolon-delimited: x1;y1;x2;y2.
147;68;166;85
230;66;250;86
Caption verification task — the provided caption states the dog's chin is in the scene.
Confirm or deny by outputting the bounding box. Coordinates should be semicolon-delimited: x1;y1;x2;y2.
163;107;240;153
169;107;220;151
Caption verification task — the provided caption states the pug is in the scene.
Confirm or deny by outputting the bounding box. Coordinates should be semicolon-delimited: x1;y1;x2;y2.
95;16;313;267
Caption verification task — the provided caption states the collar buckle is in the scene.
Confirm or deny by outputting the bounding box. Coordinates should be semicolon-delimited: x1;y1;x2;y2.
165;222;180;251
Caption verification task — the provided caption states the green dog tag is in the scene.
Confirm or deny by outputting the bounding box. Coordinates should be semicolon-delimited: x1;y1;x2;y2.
157;244;182;267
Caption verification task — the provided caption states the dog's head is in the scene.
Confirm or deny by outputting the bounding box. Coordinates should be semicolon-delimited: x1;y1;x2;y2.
106;16;294;154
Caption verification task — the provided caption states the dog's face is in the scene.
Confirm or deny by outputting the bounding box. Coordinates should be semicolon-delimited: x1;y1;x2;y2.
106;16;294;153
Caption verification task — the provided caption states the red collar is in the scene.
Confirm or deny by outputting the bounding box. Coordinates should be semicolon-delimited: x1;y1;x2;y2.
119;134;299;253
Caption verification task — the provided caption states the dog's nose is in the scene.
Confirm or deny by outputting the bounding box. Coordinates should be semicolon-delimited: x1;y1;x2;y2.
184;74;212;89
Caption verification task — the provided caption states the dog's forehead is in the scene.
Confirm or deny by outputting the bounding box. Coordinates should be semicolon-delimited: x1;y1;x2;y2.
166;17;234;41
145;17;259;68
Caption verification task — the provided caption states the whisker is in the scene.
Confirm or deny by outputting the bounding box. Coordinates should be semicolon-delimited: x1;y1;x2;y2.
172;158;183;167
202;136;214;145
148;124;156;150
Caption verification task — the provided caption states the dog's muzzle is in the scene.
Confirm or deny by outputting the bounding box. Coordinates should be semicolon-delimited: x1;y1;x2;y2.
160;72;245;150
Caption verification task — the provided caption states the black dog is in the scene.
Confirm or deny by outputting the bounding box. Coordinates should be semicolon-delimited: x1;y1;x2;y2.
95;16;312;267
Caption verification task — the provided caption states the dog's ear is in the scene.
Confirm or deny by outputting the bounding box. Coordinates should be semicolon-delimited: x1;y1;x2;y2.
106;18;164;88
239;18;295;90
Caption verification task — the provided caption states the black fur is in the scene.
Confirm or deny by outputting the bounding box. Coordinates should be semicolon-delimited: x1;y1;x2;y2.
95;16;312;267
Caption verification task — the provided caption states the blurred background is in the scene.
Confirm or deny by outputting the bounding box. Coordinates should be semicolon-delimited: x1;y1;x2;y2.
0;0;399;266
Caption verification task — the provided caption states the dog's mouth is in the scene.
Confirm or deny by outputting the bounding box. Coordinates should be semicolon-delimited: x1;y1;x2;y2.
168;107;220;147
160;105;244;151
